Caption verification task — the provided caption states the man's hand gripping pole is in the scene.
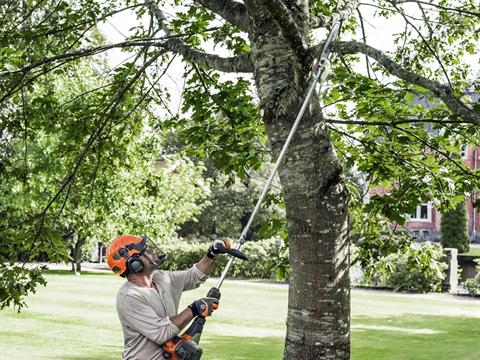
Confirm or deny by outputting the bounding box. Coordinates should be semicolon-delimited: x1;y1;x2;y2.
162;246;247;359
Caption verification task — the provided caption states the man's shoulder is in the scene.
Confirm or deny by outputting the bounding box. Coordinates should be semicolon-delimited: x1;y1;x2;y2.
152;269;172;284
116;282;145;305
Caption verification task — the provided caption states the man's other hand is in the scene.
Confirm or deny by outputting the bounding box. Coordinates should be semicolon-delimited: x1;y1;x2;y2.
206;239;231;259
188;297;219;317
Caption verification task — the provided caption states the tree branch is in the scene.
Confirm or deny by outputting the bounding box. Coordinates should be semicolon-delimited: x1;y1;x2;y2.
389;0;480;19
314;0;360;28
332;41;480;125
391;2;453;89
356;8;372;78
22;50;164;261
257;0;307;57
392;124;472;175
194;0;249;32
325;118;476;126
2;36;252;84
0;39;163;76
145;0;253;72
161;38;253;72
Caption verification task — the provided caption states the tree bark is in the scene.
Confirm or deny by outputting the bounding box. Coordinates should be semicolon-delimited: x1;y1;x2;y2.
248;6;350;358
276;120;350;359
73;239;83;273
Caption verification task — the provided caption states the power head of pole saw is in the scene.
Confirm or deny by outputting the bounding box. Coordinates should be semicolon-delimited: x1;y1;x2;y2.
163;335;202;360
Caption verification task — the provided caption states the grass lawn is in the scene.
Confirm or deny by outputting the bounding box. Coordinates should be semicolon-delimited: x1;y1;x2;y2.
460;247;480;257
1;273;479;359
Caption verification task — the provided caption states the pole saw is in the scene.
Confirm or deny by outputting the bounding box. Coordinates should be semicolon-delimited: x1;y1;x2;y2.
162;22;341;360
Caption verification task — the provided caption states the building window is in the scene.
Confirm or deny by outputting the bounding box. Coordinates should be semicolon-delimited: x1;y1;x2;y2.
422;230;430;241
412;230;420;239
420;205;428;219
460;144;467;159
409;203;431;221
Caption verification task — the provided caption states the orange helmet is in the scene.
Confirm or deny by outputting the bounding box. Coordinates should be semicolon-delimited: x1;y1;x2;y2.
106;234;147;277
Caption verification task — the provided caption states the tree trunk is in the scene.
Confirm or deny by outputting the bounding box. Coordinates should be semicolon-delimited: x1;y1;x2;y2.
73;238;84;273
276;121;350;359
248;13;350;358
65;227;84;274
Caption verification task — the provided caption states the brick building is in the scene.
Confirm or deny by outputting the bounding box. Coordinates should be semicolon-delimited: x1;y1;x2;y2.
403;145;479;244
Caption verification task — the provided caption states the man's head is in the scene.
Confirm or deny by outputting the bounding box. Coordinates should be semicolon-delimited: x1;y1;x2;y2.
106;234;166;277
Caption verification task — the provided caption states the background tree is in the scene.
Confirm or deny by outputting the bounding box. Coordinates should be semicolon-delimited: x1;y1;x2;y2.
1;1;480;359
0;30;210;303
179;162;284;240
441;200;470;253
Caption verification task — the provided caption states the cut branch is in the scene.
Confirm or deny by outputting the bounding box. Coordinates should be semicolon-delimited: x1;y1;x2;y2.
332;41;480;125
257;0;307;56
194;0;249;32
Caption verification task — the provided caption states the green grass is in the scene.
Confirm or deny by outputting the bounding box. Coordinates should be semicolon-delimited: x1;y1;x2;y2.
1;274;479;359
460;247;480;257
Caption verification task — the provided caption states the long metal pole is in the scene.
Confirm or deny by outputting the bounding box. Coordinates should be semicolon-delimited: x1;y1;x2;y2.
215;23;341;289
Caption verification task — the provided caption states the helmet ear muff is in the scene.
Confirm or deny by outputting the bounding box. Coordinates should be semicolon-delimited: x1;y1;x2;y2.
128;254;144;274
118;248;145;274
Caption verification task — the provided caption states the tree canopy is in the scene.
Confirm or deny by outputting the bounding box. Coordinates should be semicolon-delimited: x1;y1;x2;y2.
1;1;480;358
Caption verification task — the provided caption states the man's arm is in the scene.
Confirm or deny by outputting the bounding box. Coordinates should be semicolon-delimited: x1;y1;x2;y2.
170;307;194;330
197;238;231;274
170;297;219;330
196;255;215;275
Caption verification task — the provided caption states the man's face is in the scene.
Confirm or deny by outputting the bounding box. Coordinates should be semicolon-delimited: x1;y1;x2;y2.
140;246;160;273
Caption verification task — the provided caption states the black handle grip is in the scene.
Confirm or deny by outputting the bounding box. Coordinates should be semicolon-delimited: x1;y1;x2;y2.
207;287;221;300
216;244;248;261
225;247;248;260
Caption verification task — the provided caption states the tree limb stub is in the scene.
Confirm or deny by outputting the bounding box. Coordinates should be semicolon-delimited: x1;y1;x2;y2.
257;0;307;57
331;41;480;125
194;0;250;32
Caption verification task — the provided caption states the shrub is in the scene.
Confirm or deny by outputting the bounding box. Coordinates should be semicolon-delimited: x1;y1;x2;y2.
361;243;447;293
463;279;480;295
462;259;480;295
385;243;447;292
441;200;470;253
160;238;282;279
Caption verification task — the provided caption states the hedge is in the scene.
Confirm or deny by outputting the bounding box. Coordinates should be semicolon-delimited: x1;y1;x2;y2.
160;238;283;279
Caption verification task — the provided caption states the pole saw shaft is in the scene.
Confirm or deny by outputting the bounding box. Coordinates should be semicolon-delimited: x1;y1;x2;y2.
215;22;341;290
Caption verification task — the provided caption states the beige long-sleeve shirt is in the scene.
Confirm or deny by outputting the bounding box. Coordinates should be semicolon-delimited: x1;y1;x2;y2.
116;265;207;360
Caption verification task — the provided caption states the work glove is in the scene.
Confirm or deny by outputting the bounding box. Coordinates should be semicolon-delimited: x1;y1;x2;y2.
206;239;231;259
188;297;219;318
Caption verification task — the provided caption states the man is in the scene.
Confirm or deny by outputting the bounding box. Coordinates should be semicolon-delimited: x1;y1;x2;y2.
106;234;228;360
